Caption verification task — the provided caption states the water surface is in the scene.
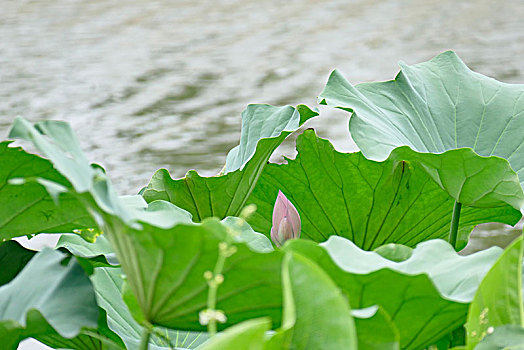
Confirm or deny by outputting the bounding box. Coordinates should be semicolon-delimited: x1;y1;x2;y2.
2;0;523;194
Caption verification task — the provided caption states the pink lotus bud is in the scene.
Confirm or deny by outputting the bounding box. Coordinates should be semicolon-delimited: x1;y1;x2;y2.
271;190;301;247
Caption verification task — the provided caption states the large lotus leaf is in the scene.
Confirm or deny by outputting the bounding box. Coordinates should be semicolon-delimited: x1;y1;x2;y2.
390;147;524;209
319;51;524;208
105;216;284;330
92;266;207;349
390;147;524;210
281;252;357;349
8;118;173;227
247;130;520;249
142;104;318;221
8;118;193;228
9;120;95;192
0;249;101;349
284;237;502;349
57;233;208;350
8;118;136;226
58;224;269;348
466;236;523;349
0;141;95;241
8;118;286;332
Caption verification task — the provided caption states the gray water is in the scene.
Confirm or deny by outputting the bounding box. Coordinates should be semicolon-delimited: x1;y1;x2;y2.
3;0;524;194
3;0;524;349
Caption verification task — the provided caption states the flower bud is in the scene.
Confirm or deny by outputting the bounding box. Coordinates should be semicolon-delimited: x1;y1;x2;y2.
271;190;301;247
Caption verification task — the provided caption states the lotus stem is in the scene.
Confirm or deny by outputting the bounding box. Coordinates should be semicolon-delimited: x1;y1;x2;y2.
200;245;233;337
201;221;243;337
207;247;227;337
139;327;151;350
448;201;462;249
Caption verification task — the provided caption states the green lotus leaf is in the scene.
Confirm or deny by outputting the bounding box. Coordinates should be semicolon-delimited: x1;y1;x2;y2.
8;118;285;332
105;216;284;330
284;236;502;349
58;233;207;350
9;120;96;193
91;265;207;350
8;118;193;228
247;130;520;249
142;104;318;221
319;51;524;209
389;147;524;209
466;236;523;349
8;118;137;224
0;249;102;349
0;141;95;241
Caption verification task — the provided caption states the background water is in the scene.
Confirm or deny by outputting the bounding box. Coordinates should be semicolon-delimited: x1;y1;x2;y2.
3;0;524;194
2;0;523;349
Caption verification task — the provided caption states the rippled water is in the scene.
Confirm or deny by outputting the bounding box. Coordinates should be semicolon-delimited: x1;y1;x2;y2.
3;1;524;349
2;0;523;194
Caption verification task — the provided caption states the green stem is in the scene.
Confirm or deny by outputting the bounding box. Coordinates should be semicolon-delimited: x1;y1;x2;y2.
139;327;151;350
448;201;462;249
207;252;227;337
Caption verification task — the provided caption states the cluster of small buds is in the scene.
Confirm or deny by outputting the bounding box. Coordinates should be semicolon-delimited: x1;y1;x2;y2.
204;270;224;288
199;309;227;326
219;242;237;258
